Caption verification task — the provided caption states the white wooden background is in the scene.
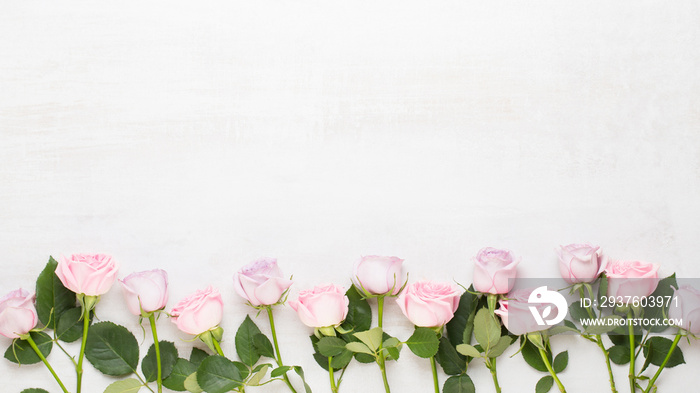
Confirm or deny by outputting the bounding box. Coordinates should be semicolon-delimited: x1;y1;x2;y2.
1;1;699;392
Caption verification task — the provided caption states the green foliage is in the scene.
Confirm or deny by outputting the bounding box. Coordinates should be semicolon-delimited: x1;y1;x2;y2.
189;348;209;367
85;322;139;376
142;341;179;382
196;356;243;393
103;378;143;393
642;337;684;370
35;257;76;330
4;332;53;365
405;327;440;359
535;376;554;393
442;374;476;393
235;315;262;367
552;351;568;373
435;336;466;375
163;358;197;391
643;274;678;332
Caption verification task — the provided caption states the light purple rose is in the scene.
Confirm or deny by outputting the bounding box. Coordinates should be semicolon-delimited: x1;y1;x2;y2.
558;243;605;284
668;286;700;334
396;281;461;327
120;269;169;316
0;289;38;339
605;260;660;298
353;255;405;295
233;258;293;306
473;247;519;294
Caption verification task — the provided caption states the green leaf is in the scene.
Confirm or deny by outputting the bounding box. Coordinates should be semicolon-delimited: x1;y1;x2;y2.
331;349;354;369
608;327;642;348
293;366;313;393
553;351;568;373
455;344;481;358
521;337;549;372
568;301;589;323
56;307;88;342
642;337;685;368
196;356;243;393
442;374;476;393
271;365;293;378
235;315;262;367
85;322;139;376
4;331;53;365
446;289;478;347
342;286;372;332
317;336;348;357
608;345;630;365
597;274;608;311
405;327;440;358
435;337;466;375
473;308;501;350
232;361;250;381
189;348;209;367
253;334;275;359
184;372;203;393
163;358;197;392
35;256;76;329
486;336;513;358
536;376;554;393
103;378;142;393
643;274;678;332
345;341;374;355
353;327;383;352
247;363;269;386
20;389;50;393
142;341;179;382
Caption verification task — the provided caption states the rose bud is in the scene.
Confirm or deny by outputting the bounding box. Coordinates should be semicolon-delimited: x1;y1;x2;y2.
605;260;660;298
233;258;293;306
0;289;38;339
473;247;519;294
558;243;605;284
668;285;700;335
120;269;169;316
396;281;461;327
289;284;349;328
352;255;405;296
55;254;119;296
494;288;548;336
170;286;224;336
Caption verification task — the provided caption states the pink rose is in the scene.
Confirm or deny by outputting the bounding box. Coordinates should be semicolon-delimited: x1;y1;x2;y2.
55;254;119;296
171;286;224;336
0;289;38;339
120;269;169;316
473;247;519;294
353;255;405;296
289;284;349;328
558;243;605;284
396;281;461;327
605;260;660;298
668;286;700;335
233;258;293;306
494;288;547;336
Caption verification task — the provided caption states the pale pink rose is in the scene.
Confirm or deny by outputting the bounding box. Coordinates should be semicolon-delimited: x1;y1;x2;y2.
494;288;547;336
120;269;169;316
233;258;293;306
171;286;224;336
605;260;660;298
558;243;605;284
396;281;461;327
473;248;519;294
353;255;405;295
289;284;349;328
55;254;119;296
0;289;38;339
668;286;700;335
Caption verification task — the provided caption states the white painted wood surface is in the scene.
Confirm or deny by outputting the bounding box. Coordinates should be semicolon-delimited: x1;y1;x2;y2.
1;1;699;392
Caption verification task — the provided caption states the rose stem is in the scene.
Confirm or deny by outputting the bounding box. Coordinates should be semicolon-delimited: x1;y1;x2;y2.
579;287;617;393
430;356;440;393
25;335;70;393
628;311;636;393
212;337;225;357
643;332;681;393
266;307;298;393
148;315;163;393
377;296;391;393
328;356;338;393
487;358;502;393
76;303;91;393
538;347;566;393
